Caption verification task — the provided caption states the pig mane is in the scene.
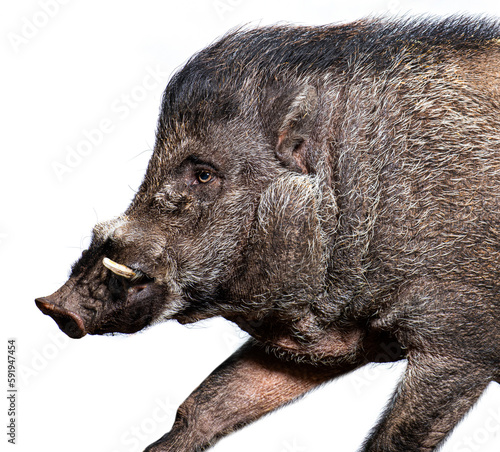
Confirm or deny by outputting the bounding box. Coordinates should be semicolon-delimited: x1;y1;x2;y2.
157;15;500;136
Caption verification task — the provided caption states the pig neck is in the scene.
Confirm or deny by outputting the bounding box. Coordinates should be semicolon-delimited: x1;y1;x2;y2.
228;311;363;364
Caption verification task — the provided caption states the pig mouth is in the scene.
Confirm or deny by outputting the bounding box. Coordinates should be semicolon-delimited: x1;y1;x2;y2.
91;258;159;335
36;257;158;339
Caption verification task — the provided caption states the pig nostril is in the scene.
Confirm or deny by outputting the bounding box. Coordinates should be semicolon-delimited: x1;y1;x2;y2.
35;298;87;339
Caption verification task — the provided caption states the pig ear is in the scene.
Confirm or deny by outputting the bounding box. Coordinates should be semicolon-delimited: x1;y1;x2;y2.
275;85;319;174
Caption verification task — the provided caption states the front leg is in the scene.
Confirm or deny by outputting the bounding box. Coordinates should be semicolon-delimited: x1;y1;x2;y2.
145;338;361;451
362;351;495;452
363;281;498;452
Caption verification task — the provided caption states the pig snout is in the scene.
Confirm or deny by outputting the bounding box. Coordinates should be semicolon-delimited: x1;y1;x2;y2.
35;297;87;339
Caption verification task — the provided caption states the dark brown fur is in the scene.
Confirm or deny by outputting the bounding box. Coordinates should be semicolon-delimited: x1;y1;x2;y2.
36;16;500;451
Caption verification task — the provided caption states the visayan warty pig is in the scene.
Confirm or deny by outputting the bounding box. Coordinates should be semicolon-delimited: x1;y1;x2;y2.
36;16;500;452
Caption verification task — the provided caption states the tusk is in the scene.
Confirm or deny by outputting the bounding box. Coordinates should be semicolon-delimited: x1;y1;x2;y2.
102;257;136;279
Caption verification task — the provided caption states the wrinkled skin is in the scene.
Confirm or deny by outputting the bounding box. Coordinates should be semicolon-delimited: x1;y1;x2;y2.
36;17;500;452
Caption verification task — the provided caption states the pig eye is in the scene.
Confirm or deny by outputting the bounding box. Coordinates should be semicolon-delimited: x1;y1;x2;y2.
197;170;213;184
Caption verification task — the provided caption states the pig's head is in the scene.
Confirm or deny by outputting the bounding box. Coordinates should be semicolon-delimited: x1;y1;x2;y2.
36;34;339;340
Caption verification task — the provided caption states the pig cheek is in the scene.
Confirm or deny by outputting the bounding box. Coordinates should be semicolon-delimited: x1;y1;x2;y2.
92;285;164;334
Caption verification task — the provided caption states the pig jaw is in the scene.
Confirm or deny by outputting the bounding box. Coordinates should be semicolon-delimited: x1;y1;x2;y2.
35;284;165;339
34;256;176;338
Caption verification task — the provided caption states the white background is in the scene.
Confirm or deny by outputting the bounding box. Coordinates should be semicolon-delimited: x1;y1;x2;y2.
2;1;500;451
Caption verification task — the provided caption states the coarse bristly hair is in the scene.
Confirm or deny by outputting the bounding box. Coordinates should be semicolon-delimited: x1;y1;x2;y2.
37;15;500;452
157;15;500;135
154;15;500;321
